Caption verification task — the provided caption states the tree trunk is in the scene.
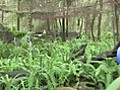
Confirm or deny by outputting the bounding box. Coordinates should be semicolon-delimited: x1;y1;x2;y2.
91;1;97;41
46;19;50;34
1;10;4;24
28;13;32;32
17;0;21;31
77;18;80;26
61;1;66;41
97;0;103;41
1;1;5;30
111;1;116;45
84;13;90;37
79;18;83;36
66;18;68;37
59;19;62;28
91;14;96;41
66;4;69;37
62;18;66;41
114;0;119;41
28;1;33;43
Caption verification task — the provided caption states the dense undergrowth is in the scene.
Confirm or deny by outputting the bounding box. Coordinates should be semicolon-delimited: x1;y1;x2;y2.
0;32;120;90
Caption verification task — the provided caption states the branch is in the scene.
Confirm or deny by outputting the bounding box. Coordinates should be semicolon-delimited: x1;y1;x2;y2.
80;41;120;63
0;69;29;78
69;44;87;60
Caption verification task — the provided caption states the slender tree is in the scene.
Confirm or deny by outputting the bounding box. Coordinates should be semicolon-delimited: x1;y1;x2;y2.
17;0;21;31
61;0;66;41
1;1;5;30
97;0;103;41
114;0;119;41
91;1;98;41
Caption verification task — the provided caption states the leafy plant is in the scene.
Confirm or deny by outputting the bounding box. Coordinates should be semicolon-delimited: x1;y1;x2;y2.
106;76;120;90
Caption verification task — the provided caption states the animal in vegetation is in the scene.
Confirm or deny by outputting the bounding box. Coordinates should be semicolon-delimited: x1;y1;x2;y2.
117;47;120;64
35;31;79;40
59;31;79;39
34;30;46;38
0;30;14;43
0;29;79;44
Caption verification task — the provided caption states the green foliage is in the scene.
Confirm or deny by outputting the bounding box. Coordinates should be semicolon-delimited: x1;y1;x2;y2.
106;76;120;90
0;33;119;90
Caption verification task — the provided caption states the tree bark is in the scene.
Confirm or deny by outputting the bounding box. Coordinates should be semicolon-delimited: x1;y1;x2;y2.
66;18;68;37
114;0;119;41
79;18;83;36
111;2;116;45
1;1;5;30
84;13;90;37
97;0;103;41
62;18;66;41
46;19;50;34
17;0;21;31
61;1;66;41
91;1;97;41
91;14;96;41
66;2;69;37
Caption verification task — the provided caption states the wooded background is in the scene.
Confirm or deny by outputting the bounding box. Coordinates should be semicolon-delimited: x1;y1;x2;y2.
0;0;120;42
